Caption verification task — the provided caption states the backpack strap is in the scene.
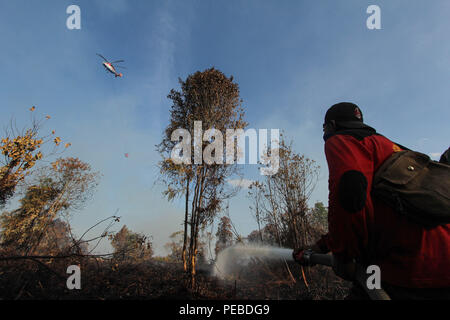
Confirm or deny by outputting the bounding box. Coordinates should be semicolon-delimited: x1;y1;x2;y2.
375;133;411;151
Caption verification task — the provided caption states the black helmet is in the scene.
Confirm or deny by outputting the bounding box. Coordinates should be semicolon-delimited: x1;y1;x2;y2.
324;102;365;129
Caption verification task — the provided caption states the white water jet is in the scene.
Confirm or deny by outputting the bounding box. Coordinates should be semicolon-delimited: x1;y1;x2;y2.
213;244;293;279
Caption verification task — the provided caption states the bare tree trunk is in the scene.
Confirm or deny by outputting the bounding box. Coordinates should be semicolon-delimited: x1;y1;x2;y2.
256;205;263;243
188;210;196;272
188;168;203;287
188;172;200;272
266;179;282;247
191;221;200;289
182;177;189;272
189;166;207;288
291;215;300;249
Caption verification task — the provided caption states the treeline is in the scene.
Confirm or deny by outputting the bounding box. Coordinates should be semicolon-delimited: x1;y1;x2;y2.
0;110;153;264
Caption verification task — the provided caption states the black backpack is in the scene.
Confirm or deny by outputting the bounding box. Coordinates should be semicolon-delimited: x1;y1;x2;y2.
440;147;450;165
372;148;450;229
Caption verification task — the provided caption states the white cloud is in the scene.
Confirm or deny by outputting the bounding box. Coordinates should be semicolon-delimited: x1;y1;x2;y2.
430;152;441;159
228;178;254;189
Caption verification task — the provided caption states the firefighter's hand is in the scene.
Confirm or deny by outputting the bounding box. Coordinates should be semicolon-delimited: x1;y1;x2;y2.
292;247;317;266
292;248;308;265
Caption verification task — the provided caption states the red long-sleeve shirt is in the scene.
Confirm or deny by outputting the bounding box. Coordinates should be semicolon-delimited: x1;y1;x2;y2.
318;131;450;288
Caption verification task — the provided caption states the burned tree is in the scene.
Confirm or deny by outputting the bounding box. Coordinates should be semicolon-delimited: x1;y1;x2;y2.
158;67;247;287
110;225;153;262
248;135;320;249
215;216;234;256
0;157;99;255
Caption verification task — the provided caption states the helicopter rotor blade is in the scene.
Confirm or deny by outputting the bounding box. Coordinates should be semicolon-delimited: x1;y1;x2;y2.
115;66;127;69
111;60;125;64
96;53;109;62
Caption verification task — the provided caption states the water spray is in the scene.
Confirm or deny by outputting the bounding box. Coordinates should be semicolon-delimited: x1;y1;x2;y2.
213;244;390;300
213;244;293;279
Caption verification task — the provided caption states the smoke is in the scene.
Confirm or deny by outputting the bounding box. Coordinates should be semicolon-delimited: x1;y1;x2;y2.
213;244;293;279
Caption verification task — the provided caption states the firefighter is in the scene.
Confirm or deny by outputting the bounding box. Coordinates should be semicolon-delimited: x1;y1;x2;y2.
294;102;450;299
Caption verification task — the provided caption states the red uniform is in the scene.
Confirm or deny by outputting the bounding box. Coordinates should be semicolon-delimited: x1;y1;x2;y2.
318;130;450;288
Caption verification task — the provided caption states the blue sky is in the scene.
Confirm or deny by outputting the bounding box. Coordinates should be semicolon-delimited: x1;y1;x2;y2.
1;0;449;256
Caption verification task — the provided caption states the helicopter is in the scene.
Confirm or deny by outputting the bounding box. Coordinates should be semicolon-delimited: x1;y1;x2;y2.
96;53;125;78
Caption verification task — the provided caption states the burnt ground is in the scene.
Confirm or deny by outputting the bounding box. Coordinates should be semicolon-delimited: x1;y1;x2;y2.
0;257;351;300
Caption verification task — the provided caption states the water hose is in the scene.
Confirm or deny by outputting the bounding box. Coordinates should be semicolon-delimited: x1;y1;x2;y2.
302;250;391;300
